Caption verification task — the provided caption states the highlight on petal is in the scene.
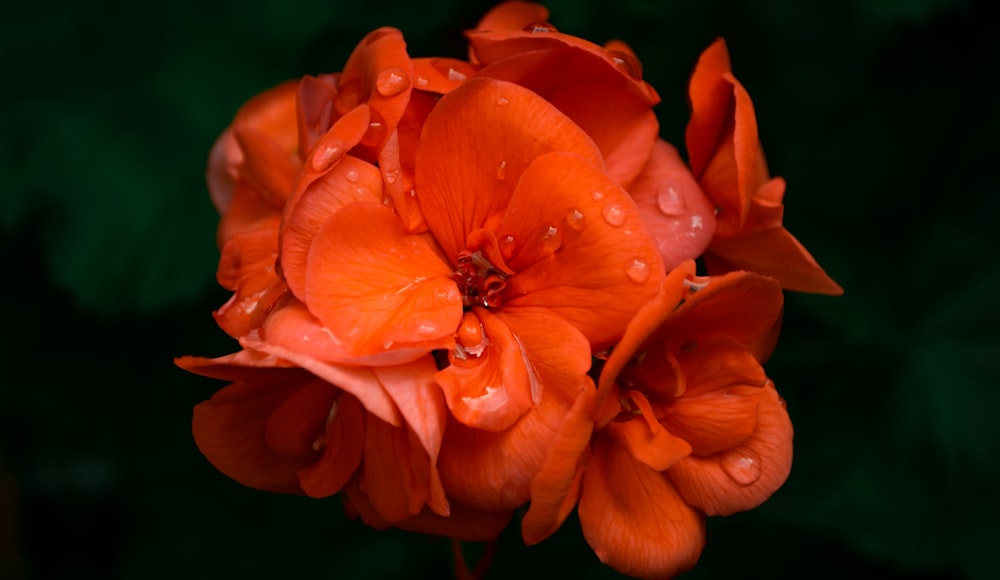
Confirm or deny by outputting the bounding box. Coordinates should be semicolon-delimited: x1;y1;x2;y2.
628;139;717;271
668;383;793;516
579;434;706;579
499;151;665;349
415;77;604;262
303;202;462;357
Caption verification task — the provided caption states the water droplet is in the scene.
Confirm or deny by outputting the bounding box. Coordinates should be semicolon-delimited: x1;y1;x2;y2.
625;258;650;283
496;96;509;106
361;109;387;147
721;450;762;486
591;190;605;202
690;215;704;229
416;321;439;335
447;67;467;81
542;225;558;241
311;141;347;171
523;21;558;33
382;195;393;206
659;187;687;216
408;188;417;198
564;208;585;230
383;167;400;184
416;75;429;87
375;67;410;97
344;167;360;182
496;160;507;181
382;340;395;349
500;235;516;261
602;204;626;226
607;49;643;79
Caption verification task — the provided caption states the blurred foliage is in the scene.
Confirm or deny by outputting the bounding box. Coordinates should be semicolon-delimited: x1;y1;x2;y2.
2;0;998;578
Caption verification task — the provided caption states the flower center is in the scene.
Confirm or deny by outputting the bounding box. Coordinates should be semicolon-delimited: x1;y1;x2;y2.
452;250;508;309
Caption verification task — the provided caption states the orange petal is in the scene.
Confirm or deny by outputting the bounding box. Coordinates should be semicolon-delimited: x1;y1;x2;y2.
706;219;845;295
174;349;294;381
473;1;550;33
263;379;337;458
213;225;284;338
360;416;427;522
191;370;324;494
435;309;536;432
259;297;444;367
579;434;706;578
499;152;664;349
605;412;692;472
303;202;462;357
628;139;717;271
298;392;366;498
239;330;404;427
280;155;383;300
467;30;659;105
685;38;731;179
339;27;414;156
232;125;298;208
289;103;372;209
414;77;604;263
668;382;793;516
437;343;585;511
474;44;658;188
410;57;481;94
521;379;595;545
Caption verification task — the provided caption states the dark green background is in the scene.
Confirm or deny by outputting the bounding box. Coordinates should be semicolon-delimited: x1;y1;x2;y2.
2;0;997;578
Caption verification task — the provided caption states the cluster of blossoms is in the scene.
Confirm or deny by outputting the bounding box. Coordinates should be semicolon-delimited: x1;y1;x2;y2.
177;2;841;578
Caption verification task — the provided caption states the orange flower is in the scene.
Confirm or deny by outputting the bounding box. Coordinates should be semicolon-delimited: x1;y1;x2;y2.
552;261;794;578
685;39;843;295
275;75;663;511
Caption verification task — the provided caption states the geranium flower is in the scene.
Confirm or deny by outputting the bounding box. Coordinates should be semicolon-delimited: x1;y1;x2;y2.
563;261;794;578
684;39;842;294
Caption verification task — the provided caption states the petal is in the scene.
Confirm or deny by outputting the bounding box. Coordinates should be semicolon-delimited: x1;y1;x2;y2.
414;77;603;263
345;486;512;541
668;383;793;516
191;370;324;494
472;47;659;187
263;379;337;458
298;393;366;498
467;30;659;105
628;139;717;271
303;202;462;357
521;379;595;545
212;224;284;338
660;339;767;456
605;413;692;472
360;416;428;522
295;73;339;160
500;152;665;349
239;331;404;427
280;155;384;300
436;309;536;432
685;38;732;179
410;57;481;94
259;297;443;367
579;434;706;579
706;221;845;296
437;339;586;511
232;125;298;208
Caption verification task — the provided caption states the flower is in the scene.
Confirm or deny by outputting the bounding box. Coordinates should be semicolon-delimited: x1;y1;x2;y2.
684;39;843;295
577;261;793;578
178;2;840;577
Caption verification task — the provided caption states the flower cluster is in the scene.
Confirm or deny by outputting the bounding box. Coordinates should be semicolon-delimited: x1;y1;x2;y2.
177;2;841;578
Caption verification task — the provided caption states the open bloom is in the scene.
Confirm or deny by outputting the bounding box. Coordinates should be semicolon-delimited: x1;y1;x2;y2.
552;261;793;578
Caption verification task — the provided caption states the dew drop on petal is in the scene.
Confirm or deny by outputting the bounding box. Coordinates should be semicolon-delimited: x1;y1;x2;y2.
721;449;763;486
496;96;509;106
523;21;558;33
496;160;507;181
375;67;410;97
606;49;643;79
416;76;429;87
564;208;585;230
447;67;467;81
541;225;560;249
311;141;347;172
344;167;360;182
383;167;400;184
416;321;439;336
591;190;605;202
625;258;650;283
602;204;626;226
659;187;687;216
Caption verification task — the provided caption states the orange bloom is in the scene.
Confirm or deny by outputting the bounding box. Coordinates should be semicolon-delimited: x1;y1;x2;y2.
560;261;794;578
685;39;843;295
